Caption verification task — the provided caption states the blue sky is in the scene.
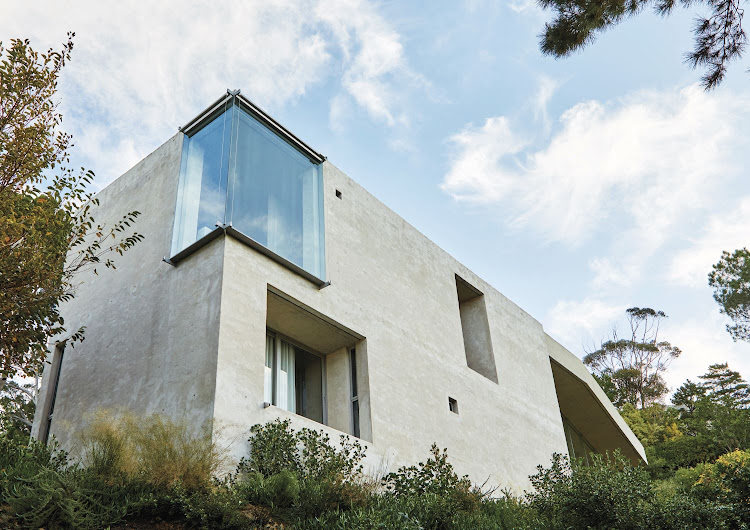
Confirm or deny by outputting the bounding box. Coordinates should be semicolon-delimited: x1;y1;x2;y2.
5;0;750;391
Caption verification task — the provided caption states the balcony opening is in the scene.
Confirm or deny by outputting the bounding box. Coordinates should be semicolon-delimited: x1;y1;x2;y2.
455;275;498;383
265;286;371;439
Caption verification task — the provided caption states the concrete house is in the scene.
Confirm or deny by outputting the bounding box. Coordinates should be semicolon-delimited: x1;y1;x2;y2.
31;91;645;490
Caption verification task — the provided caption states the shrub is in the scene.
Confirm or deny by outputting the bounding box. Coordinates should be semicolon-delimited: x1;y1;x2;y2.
382;444;488;529
237;419;369;522
692;449;750;526
82;410;221;490
240;419;366;483
1;434;132;529
527;451;653;530
236;469;300;508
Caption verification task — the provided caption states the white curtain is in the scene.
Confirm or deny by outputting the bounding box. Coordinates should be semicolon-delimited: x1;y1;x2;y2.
277;339;296;413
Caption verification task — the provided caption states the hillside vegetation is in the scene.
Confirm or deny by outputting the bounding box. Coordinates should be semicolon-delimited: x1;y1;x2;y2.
1;415;748;529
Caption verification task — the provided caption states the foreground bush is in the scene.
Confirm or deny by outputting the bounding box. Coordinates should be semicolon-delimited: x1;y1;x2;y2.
82;410;222;490
2;416;750;528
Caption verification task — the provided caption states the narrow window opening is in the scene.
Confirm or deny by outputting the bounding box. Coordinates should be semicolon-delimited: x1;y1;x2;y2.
335;189;342;199
455;275;498;383
448;396;459;414
350;347;360;438
39;343;65;444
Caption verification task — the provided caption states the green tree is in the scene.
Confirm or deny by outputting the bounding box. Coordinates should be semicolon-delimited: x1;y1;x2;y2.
619;403;682;448
672;380;706;413
0;35;142;392
585;307;681;408
653;364;750;470
709;248;750;342
538;0;746;89
699;362;750;408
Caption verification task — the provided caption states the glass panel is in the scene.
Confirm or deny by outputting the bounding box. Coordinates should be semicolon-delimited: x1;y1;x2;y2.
563;416;596;465
264;334;275;404
352;400;360;438
228;107;325;278
350;348;358;398
171;110;230;255
294;345;323;423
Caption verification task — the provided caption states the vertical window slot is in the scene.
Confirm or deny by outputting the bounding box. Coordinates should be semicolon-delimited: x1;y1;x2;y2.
455;275;498;383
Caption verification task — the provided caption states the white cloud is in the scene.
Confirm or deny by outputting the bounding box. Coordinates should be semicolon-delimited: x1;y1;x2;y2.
532;75;560;132
3;0;418;186
545;297;626;353
315;0;413;127
442;85;748;250
668;197;750;288
663;309;750;392
547;298;750;395
588;257;640;289
507;0;543;15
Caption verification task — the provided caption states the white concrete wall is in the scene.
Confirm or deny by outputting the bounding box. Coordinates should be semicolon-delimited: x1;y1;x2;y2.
33;131;644;491
32;134;224;450
210;162;609;491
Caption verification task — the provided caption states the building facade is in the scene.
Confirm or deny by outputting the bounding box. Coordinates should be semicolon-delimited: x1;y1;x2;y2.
32;91;645;490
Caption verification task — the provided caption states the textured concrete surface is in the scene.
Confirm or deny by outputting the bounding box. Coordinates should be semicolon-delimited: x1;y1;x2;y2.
33;127;645;491
31;134;224;451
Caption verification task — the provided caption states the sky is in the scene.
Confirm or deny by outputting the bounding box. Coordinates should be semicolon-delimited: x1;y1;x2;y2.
4;0;750;394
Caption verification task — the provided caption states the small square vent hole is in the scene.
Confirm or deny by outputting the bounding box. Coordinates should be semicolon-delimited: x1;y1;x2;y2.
335;189;342;199
448;397;459;414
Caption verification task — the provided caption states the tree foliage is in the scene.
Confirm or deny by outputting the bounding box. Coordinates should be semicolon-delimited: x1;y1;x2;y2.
709;248;750;342
699;362;750;407
0;35;143;389
538;0;747;89
584;307;681;408
621;363;750;472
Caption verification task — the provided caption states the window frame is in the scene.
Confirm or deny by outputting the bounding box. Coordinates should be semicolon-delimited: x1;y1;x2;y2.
265;328;328;426
167;91;329;288
349;347;360;438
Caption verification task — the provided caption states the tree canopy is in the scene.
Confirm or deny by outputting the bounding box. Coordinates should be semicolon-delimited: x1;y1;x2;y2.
0;35;143;395
584;307;681;408
538;0;747;89
709;248;750;342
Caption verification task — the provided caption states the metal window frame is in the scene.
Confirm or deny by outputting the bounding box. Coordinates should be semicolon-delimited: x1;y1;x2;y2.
181;90;325;164
349;347;360;438
167;90;330;288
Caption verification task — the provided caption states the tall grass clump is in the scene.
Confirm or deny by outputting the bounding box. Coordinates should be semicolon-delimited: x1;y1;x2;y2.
82;410;222;490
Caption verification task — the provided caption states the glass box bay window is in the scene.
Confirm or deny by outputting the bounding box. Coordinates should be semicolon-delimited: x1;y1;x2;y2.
171;95;326;280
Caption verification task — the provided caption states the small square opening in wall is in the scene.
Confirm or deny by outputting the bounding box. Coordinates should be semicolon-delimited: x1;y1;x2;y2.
335;189;342;199
448;397;459;414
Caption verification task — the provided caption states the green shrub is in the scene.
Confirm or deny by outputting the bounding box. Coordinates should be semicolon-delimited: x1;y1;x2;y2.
1;434;134;529
236;469;300;508
527;451;653;530
381;444;491;529
692;450;750;526
239;419;366;483
237;419;370;523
